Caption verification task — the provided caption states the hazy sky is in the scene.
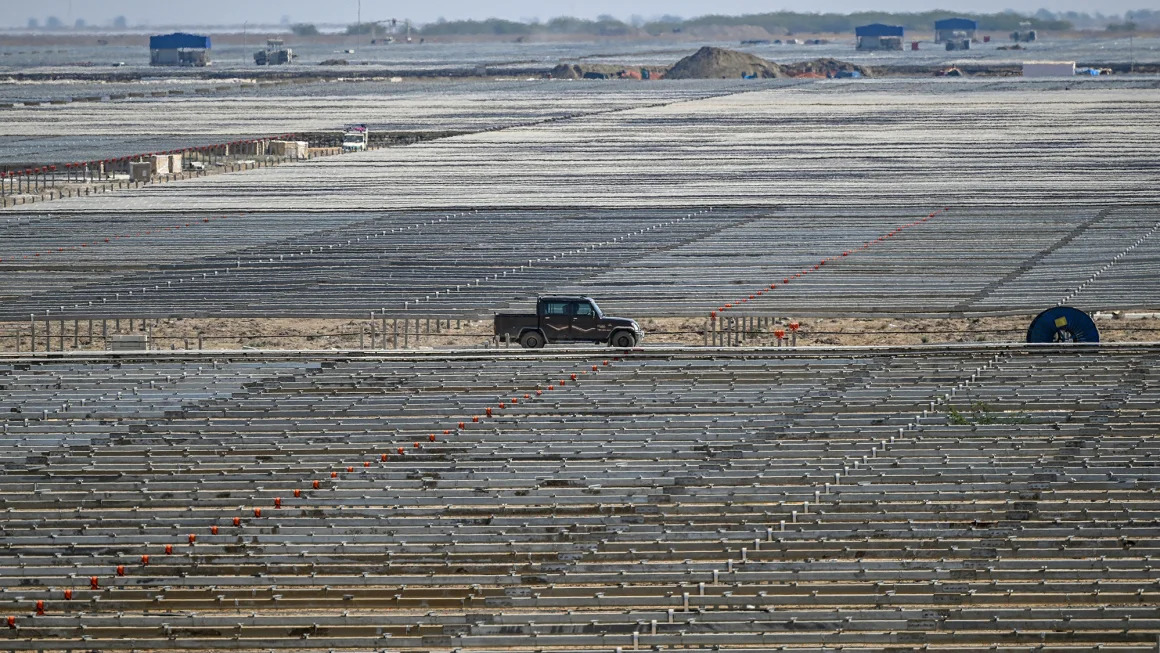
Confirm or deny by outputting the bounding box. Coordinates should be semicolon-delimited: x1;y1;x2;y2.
0;0;1143;28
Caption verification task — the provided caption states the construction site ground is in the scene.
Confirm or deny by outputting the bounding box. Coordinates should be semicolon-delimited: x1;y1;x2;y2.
2;314;1157;353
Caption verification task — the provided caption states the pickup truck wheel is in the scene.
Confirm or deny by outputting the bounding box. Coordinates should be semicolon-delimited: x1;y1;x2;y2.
610;331;637;348
519;331;544;349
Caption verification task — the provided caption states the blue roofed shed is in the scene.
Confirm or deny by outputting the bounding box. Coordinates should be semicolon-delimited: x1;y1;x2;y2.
855;23;904;38
934;18;978;43
149;33;211;50
855;24;904;50
934;18;978;30
149;32;211;66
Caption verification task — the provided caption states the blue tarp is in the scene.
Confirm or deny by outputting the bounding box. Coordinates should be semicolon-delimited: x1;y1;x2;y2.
149;33;211;50
934;18;978;30
855;23;904;38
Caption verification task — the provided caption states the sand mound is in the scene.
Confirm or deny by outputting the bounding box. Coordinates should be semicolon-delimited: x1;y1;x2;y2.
666;46;783;79
549;64;586;79
549;63;665;80
550;49;870;82
781;58;872;78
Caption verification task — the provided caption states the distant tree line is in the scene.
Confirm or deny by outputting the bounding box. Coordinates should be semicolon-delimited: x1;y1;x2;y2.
16;8;1159;34
407;9;1160;37
420;15;634;37
640;11;1076;35
25;15;129;29
1031;8;1158;30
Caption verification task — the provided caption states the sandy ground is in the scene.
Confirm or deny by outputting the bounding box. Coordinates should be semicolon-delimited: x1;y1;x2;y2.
2;314;1157;353
0;155;322;208
644;314;1160;347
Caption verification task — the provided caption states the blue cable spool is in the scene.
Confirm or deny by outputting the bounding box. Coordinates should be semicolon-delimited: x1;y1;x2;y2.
1027;307;1100;344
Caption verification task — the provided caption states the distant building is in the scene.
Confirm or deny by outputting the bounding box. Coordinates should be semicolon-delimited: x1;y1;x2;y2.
934;18;978;43
855;24;904;51
149;32;211;67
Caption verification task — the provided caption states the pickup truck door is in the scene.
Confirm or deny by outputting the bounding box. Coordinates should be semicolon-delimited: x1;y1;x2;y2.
540;300;571;341
571;300;599;341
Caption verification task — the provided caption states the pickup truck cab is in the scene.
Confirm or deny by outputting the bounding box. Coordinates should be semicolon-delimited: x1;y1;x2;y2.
342;124;368;152
495;296;643;349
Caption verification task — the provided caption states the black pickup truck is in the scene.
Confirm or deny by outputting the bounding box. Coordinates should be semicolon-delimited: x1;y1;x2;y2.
495;296;643;349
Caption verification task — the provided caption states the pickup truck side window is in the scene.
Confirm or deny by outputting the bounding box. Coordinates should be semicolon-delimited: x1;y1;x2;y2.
543;301;570;316
574;302;594;317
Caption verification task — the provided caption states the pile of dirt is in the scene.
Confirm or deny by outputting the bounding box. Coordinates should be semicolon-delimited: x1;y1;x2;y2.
551;49;872;81
549;64;585;79
666;46;783;79
549;63;666;80
781;57;872;78
550;63;621;79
